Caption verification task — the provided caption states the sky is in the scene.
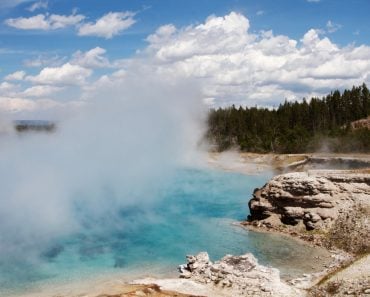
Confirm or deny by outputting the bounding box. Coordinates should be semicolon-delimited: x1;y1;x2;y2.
1;0;370;118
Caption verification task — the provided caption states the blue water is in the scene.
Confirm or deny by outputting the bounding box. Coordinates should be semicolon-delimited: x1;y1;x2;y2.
0;168;326;295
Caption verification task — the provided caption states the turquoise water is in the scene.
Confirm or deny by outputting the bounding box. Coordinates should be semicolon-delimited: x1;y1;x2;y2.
0;168;325;295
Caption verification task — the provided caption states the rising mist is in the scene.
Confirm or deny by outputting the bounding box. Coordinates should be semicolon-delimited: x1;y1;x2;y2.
0;67;206;268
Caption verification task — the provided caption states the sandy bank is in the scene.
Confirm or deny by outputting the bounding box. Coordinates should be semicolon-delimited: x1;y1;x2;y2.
308;254;370;296
207;151;370;174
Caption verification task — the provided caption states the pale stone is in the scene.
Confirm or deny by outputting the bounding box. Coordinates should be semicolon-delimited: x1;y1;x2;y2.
248;171;370;233
179;252;301;297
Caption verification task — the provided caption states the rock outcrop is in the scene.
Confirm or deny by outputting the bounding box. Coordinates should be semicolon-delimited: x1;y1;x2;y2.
246;170;370;251
178;252;301;297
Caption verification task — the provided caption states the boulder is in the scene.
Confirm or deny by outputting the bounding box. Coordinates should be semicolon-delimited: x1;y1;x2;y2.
247;171;370;233
179;252;300;296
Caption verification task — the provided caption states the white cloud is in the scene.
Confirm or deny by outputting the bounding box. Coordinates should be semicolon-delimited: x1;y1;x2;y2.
2;11;370;114
326;20;342;33
27;0;48;12
22;85;63;97
48;14;85;29
5;71;26;81
5;14;49;30
111;69;126;79
71;47;110;68
0;82;21;98
0;97;37;112
142;12;370;106
23;55;66;68
147;12;254;62
300;29;338;52
256;10;265;16
0;82;19;95
26;63;92;85
146;24;176;45
78;11;136;39
5;13;85;30
0;96;68;113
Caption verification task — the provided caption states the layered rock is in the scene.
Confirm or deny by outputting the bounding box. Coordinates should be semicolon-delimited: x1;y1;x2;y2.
246;170;370;246
178;252;300;297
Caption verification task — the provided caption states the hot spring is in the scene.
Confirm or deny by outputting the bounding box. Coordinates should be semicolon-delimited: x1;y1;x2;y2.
0;78;330;296
0;166;331;296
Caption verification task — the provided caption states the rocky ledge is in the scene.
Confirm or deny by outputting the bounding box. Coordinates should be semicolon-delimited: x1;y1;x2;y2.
245;170;370;253
178;252;301;296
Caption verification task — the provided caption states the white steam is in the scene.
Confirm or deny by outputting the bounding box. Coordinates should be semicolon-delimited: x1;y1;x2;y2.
0;66;206;264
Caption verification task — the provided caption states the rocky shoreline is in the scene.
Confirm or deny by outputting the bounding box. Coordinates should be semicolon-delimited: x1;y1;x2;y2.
244;170;370;251
165;154;369;296
133;156;369;297
240;167;370;296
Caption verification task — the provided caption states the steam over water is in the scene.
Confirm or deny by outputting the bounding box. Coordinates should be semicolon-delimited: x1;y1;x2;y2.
0;169;256;292
0;73;205;293
1;168;329;296
0;74;329;296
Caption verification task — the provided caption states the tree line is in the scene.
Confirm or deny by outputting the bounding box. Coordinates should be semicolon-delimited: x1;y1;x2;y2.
207;84;370;153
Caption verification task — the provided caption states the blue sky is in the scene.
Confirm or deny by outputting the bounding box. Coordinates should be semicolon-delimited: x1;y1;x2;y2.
1;0;370;117
1;0;369;64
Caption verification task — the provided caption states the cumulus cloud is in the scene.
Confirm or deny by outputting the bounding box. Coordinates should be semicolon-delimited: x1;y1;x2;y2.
26;63;92;85
0;82;21;98
27;0;48;12
71;47;110;68
5;71;26;81
5;14;49;30
23;54;66;68
147;12;254;62
2;11;370;113
78;11;136;39
0;97;57;112
48;13;85;29
5;13;85;30
22;85;63;97
143;12;370;106
0;82;19;94
0;97;37;112
0;49;102;113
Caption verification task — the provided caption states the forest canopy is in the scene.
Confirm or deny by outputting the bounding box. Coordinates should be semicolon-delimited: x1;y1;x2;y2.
207;84;370;153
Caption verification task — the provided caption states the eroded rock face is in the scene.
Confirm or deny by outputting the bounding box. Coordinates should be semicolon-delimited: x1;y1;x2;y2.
179;252;300;297
248;171;370;233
